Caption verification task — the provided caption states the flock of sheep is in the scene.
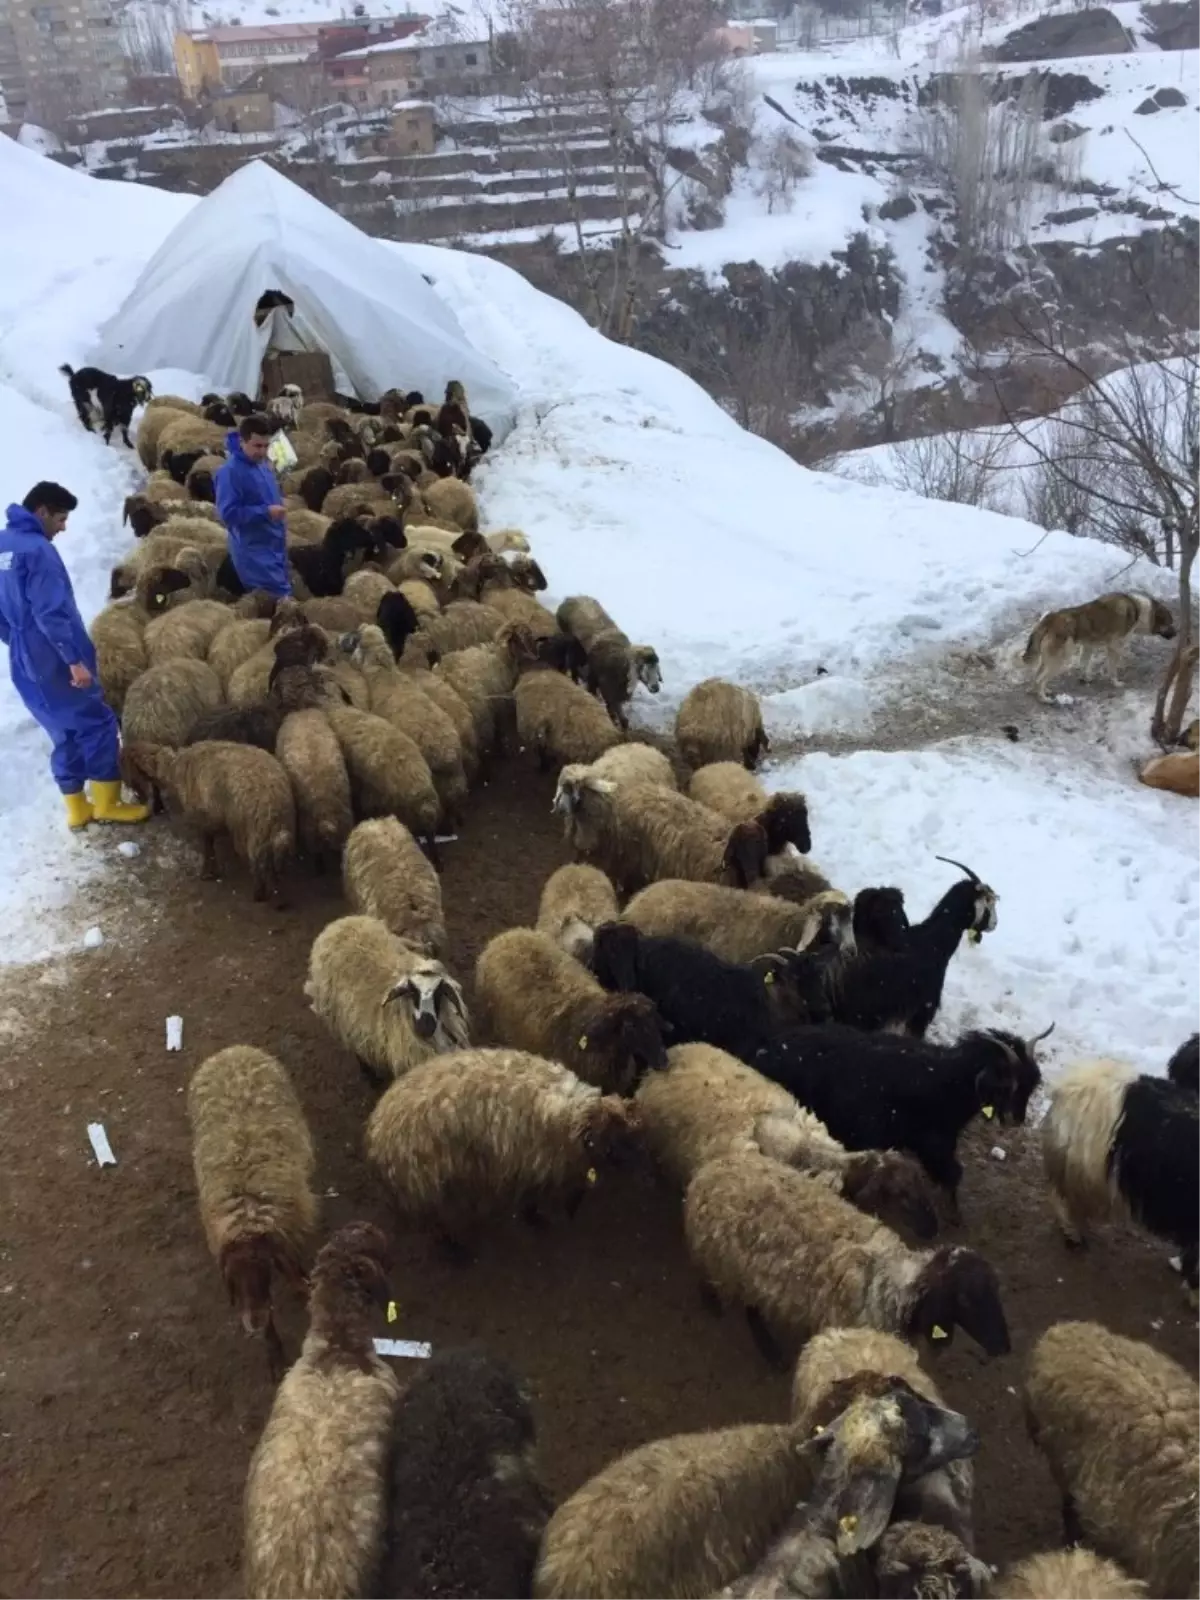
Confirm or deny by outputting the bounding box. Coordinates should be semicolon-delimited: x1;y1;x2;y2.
89;383;1198;1600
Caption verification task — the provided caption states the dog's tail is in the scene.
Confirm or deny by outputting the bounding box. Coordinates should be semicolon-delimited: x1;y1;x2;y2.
1022;617;1048;664
59;363;76;380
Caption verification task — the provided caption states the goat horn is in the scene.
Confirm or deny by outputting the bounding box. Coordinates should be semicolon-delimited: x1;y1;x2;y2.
934;853;981;885
1028;1021;1056;1047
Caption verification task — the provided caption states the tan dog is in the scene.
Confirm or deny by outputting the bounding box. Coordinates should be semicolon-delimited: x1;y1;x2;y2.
1139;750;1199;797
1023;591;1176;702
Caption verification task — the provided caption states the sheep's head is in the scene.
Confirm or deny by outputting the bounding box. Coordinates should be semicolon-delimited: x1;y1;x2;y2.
365;446;391;477
202;403;234;428
350;623;395;673
307;1221;394;1344
759;792;811;856
268;598;310;637
325;518;376;577
840;1151;939;1241
268;625;329;690
805;1380;979;1557
131;376;153;403
632;646;662;694
722;821;770;888
368;514;407;551
139;564;192;613
852;887;909;954
377;591;421;661
509;555;547;594
490;528;531;554
908;1246;1010;1357
384;960;469;1049
121;741;172;797
299;466;334;512
971;1026;1047;1125
579;992;668;1094
500;621;540;668
873;1521;991;1600
552;767;612;818
227;391;255;417
581;1093;641;1168
799;891;856;955
219;1234;304;1338
590;921;640;993
337;458;370;486
1148;597;1177;640
185;467;216;503
122;493;166;539
445;379;468;409
164;448;206;487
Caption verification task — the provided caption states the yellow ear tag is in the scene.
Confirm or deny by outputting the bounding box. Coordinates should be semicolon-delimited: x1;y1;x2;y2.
968;929;982;945
763;971;775;985
981;1105;995;1120
155;592;167;606
386;1301;398;1324
577;1035;588;1051
839;1515;858;1535
586;1167;597;1184
811;1423;825;1436
931;1324;948;1340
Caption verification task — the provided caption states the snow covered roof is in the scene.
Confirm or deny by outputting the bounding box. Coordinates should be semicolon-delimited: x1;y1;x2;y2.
205;22;326;41
88;160;516;418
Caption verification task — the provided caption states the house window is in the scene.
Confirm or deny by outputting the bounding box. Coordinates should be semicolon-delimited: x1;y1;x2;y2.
433;53;445;67
464;51;476;64
406;115;418;128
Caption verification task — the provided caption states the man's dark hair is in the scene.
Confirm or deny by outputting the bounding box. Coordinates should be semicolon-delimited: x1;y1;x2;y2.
240;414;273;440
23;482;78;514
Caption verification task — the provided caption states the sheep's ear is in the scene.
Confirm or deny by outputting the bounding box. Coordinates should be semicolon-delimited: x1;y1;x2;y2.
806;1414;905;1556
749;952;787;987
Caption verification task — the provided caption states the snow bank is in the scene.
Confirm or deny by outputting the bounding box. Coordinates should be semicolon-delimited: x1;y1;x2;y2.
769;740;1199;1078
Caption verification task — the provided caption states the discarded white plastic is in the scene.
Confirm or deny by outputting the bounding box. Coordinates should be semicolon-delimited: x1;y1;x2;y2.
433;834;459;845
374;1338;432;1359
166;1016;183;1052
117;841;140;859
82;926;104;949
989;1146;1006;1162
88;1123;116;1167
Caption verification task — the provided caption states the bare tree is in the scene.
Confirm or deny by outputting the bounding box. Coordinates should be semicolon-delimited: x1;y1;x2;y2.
890;423;1008;506
495;0;728;340
753;127;812;214
1000;314;1199;743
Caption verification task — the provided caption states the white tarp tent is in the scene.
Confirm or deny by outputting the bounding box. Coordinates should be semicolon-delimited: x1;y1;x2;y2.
89;160;517;427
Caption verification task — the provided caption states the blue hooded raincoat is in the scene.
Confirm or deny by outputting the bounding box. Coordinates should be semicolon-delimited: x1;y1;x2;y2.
214;430;291;597
0;503;121;794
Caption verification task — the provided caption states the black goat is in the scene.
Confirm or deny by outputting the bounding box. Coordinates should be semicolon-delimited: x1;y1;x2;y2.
1113;1075;1199;1290
289;517;380;598
470;414;493;455
61;364;151;447
813;859;998;1036
852;886;910;953
590;922;801;1058
1167;1032;1198;1095
753;1022;1048;1212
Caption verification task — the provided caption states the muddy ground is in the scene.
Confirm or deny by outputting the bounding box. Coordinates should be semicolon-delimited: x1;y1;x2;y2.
1;755;1196;1598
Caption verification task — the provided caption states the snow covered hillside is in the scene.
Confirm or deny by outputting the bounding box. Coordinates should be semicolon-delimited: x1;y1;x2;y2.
0;139;1194;1075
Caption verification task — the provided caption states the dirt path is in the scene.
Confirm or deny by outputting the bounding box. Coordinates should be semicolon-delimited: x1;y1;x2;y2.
1;755;1196;1598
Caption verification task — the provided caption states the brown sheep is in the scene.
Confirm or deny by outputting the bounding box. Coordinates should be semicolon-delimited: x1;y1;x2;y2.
992;1548;1146;1598
136;401;199;469
144;599;237;666
365;1047;639;1244
121;657;224;750
122;741;295;901
484;587;560;639
419;600;507;657
676;678;769;770
475;927;667;1096
436;632;523;757
397;578;442;619
557;743;676;795
637;1045;937;1240
536;863;621;960
306;915;468;1084
342;568;396;622
343;816;445;956
515;665;625;771
187;1045;317;1379
242;1223;400;1599
1024;1321;1198;1597
684;1154;1010;1366
155;414;228;476
553;772;769;897
323;704;441;848
351;624;468;824
90;603;149;715
321;484;391;523
556;594;617;651
422;475;478;532
208;618;273;688
275;709;353;867
110;521;227;597
793;1327;976;1550
623;879;850;965
687;763;812;871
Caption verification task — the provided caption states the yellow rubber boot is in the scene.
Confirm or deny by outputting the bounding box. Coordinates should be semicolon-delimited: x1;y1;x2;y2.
90;779;150;825
63;791;94;830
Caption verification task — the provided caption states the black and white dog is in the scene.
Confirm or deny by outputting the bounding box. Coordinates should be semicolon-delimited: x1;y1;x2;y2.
61;364;153;447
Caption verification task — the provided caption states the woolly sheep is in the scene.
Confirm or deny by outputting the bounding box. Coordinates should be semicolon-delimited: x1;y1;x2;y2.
187;1045;317;1379
397;577;441;618
684;1154;1010;1365
321;483;391;523
585;628;662;731
136;401;199;469
155;414;228;476
306;914;467;1083
436;634;522;757
184;702;284;752
536;1392;979;1600
485;587;560;639
993;1549;1146;1599
554;773;769;897
1042;1057;1199;1297
343;816;445;956
351;624;468;823
284;507;332;545
1024;1320;1198;1597
242;1223;399;1600
419;599;508;657
323;704;441;845
566;742;677;792
422;475;478;532
516;667;626;770
623;879;848;965
557;594;617;651
869;1522;990;1600
365;1046;639;1244
275;709;353;866
380;1348;552;1599
144;599;237;666
342;567;396;621
399;661;480;782
676;678;769;770
637;1045;937;1240
476;927;667;1096
793;1328;976;1550
208;618;273;688
536;862;621;960
121;657;224;750
110;521;227;596
90;603;149;715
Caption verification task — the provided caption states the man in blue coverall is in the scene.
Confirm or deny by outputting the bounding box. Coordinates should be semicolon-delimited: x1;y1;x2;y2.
214;413;291;597
0;482;149;828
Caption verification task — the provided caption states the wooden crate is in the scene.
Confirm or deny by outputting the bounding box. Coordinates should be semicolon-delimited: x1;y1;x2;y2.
259;350;336;403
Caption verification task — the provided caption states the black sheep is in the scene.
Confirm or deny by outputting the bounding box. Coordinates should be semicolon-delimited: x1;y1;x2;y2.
296;466;334;513
754;1023;1046;1212
1167;1032;1198;1095
376;591;423;662
591;922;803;1058
1112;1075;1199;1289
380;1348;551;1599
289;517;379;598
